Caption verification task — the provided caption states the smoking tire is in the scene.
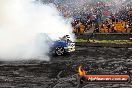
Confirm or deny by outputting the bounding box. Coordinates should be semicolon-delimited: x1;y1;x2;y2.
55;46;65;56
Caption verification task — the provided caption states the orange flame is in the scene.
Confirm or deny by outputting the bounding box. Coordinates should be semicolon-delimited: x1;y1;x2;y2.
78;66;86;76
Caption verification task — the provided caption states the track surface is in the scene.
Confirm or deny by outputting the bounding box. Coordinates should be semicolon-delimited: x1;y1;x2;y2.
0;46;132;88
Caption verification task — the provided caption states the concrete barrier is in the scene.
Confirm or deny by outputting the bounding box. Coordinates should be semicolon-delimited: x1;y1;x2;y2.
76;33;132;40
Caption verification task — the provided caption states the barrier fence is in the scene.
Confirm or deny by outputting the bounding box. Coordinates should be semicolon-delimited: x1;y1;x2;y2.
76;33;132;40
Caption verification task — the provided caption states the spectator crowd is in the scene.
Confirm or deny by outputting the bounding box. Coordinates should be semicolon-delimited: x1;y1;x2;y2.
55;1;132;33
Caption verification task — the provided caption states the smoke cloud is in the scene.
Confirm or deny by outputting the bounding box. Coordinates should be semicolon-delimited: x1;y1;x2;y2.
0;0;74;61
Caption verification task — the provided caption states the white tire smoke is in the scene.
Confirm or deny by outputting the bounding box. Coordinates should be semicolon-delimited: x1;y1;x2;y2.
0;0;74;61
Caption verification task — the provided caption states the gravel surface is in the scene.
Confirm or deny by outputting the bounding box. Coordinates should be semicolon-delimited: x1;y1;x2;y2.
0;46;132;88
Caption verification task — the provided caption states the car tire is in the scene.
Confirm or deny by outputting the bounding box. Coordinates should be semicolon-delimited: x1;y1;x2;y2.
55;46;65;56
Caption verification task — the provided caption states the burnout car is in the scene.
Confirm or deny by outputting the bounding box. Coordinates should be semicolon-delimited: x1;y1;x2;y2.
38;34;75;56
51;35;75;55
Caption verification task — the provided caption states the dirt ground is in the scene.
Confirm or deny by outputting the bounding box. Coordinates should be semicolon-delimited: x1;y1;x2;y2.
0;46;132;88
